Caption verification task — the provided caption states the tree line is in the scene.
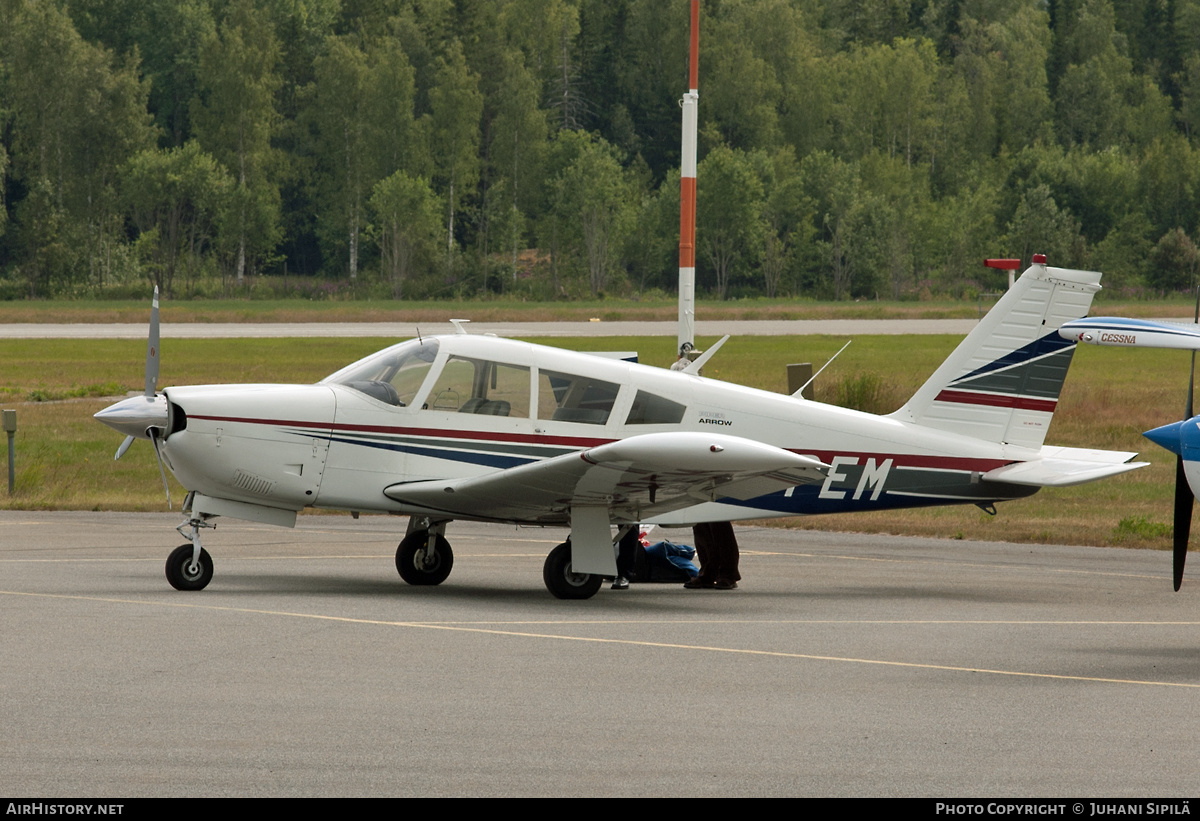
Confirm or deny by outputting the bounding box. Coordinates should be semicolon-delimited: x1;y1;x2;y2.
2;0;1200;302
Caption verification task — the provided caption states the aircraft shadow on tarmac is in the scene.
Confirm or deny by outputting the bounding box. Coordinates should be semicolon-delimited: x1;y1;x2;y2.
168;570;717;607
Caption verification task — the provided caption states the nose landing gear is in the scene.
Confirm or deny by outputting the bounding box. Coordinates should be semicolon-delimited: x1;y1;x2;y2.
165;543;213;591
166;510;217;591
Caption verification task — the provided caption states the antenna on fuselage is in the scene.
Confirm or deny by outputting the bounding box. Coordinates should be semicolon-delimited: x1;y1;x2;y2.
793;340;852;398
682;335;729;375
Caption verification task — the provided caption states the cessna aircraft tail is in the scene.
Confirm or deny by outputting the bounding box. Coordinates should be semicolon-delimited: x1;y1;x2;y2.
889;257;1102;449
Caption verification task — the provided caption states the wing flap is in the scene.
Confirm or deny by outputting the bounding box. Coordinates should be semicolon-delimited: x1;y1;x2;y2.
383;431;827;522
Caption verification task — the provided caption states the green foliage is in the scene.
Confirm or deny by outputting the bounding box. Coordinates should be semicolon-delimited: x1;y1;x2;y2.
122;141;231;297
536;131;634;297
309;34;373;281
1112;515;1172;541
696;145;766;300
1092;212;1155;290
2;0;1200;300
190;0;284;285
1;0;153;295
368;171;442;298
1007;184;1083;268
827;371;901;414
427;39;483;260
1147;228;1200;292
558;134;636;296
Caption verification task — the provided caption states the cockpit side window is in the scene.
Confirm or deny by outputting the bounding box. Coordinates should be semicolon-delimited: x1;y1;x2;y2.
625;390;686;425
323;339;439;407
537;370;620;425
423;357;530;417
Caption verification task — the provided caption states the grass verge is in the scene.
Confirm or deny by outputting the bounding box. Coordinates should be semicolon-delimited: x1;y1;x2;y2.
2;294;1199;324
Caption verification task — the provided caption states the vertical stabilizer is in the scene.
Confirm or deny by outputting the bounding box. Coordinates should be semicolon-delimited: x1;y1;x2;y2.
889;261;1101;447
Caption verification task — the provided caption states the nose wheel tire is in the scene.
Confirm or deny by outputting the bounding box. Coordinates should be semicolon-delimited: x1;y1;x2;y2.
165;543;213;591
543;542;602;600
396;530;454;585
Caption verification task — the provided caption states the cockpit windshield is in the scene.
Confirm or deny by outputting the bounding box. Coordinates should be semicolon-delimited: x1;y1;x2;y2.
321;338;439;407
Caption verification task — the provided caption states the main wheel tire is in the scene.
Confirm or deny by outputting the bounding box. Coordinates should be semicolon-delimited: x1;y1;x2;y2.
396;530;454;585
165;543;213;591
542;541;602;600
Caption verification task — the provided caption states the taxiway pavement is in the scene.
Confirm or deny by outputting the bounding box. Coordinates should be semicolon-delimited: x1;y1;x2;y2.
2;512;1197;797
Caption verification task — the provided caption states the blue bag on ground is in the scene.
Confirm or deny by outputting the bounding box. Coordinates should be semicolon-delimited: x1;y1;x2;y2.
634;540;699;582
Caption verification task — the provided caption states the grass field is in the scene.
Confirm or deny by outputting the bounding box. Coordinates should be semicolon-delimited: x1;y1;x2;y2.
0;332;1187;559
2;293;1199;324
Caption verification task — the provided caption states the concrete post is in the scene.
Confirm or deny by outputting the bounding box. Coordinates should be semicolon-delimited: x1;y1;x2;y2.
2;409;15;495
787;364;814;400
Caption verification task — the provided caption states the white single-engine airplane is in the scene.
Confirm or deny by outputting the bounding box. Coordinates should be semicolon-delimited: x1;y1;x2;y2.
96;257;1149;599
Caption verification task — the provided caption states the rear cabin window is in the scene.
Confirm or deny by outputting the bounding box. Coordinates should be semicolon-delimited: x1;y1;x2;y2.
424;357;530;418
537;370;620;425
625;390;686;425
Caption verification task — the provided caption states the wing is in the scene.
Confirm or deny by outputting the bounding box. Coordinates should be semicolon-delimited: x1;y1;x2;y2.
382;431;828;523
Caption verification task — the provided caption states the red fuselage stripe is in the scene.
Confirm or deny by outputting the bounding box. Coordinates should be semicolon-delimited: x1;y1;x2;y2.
787;449;1010;472
188;414;614;448
189;414;1013;473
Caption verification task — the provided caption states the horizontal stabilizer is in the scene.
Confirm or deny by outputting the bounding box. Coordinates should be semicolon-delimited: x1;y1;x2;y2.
982;447;1147;487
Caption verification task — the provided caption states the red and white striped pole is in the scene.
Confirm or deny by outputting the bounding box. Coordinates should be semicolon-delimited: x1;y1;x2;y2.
677;0;699;357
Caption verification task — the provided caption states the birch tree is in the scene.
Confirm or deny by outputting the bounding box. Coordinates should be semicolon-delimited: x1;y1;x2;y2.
427;41;483;263
369;171;441;299
191;0;282;285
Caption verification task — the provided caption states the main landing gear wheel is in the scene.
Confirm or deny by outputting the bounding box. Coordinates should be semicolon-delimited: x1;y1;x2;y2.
542;542;602;600
396;530;454;586
165;543;213;591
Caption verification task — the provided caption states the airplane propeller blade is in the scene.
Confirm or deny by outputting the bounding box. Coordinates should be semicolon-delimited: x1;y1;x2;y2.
1170;289;1200;590
111;286;162;463
107;286;172;512
145;285;160;397
1173;455;1191;591
1180;291;1200;590
148;428;173;510
1140;295;1200;590
114;435;135;461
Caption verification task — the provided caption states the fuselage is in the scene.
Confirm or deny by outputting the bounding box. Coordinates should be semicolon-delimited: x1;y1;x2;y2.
155;333;1038;527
